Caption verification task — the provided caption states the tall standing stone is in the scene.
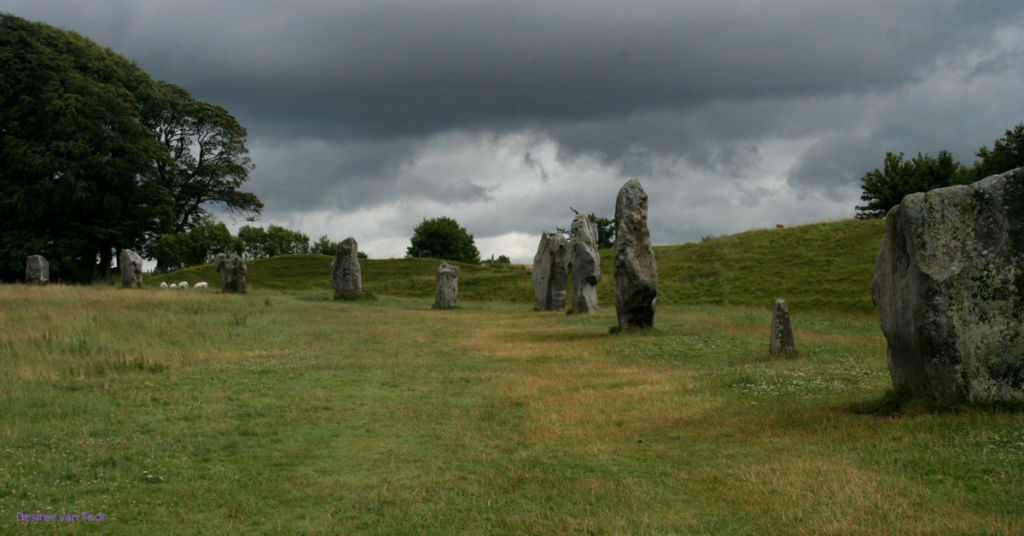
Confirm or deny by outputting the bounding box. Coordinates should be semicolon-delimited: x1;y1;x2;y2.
434;261;460;309
119;249;144;289
213;253;247;293
614;178;658;330
532;231;569;311
568;213;600;313
769;299;796;357
331;237;362;298
25;255;49;285
871;168;1024;403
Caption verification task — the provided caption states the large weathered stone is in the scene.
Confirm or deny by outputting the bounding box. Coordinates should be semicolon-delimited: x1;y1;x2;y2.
213;253;247;293
331;237;362;298
568;214;600;313
25;255;48;285
119;249;144;289
769;299;795;357
614;179;658;330
871;168;1024;403
532;231;569;311
433;261;460;309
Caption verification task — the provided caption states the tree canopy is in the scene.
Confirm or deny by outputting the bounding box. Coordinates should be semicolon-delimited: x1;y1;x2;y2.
406;217;481;264
856;123;1024;219
0;13;262;282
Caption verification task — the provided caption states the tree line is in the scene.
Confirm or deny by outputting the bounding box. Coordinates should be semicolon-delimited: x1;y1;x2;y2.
857;123;1024;218
0;14;262;282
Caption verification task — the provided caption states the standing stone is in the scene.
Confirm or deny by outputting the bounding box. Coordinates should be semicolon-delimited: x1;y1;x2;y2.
213;253;247;293
25;255;49;285
433;261;460;309
769;299;796;357
614;178;658;330
568;213;601;313
532;231;569;311
331;237;362;298
119;249;144;289
871;168;1024;403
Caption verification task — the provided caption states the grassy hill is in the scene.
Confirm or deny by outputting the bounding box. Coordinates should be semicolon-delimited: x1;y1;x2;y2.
148;218;886;315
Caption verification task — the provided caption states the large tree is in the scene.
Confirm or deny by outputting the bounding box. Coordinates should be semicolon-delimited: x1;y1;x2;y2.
856;151;964;219
143;82;263;241
406;217;481;264
0;14;171;282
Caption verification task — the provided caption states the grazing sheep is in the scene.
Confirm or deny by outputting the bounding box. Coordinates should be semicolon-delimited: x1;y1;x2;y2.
160;282;168;289
194;282;208;289
776;222;785;229
170;284;177;289
179;282;188;290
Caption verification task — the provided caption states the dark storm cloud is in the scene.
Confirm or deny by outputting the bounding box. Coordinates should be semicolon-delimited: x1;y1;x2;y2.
10;1;1023;139
5;0;1024;236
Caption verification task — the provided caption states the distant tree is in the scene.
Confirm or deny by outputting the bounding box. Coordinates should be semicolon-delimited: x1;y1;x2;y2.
237;225;309;259
962;122;1024;182
482;254;511;266
856;151;964;219
311;235;337;255
153;220;236;270
406;217;481;264
558;208;615;249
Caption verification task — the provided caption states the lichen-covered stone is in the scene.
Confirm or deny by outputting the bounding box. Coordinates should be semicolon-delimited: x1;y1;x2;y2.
532;231;569;311
614;179;658;330
331;237;362;298
568;214;600;313
769;298;795;357
25;255;48;285
119;249;144;289
871;168;1024;403
434;261;460;309
213;253;247;293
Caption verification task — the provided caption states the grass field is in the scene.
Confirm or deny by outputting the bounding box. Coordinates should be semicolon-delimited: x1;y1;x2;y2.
2;281;1023;534
147;218;886;315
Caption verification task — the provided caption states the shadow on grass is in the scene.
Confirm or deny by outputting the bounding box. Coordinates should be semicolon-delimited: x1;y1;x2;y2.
849;389;1024;418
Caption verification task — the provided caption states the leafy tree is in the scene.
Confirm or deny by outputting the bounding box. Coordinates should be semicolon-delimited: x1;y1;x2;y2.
153;220;236;270
963;122;1024;182
482;254;511;266
143;81;263;267
237;225;309;259
312;235;338;256
0;14;171;282
406;217;481;264
856;151;964;219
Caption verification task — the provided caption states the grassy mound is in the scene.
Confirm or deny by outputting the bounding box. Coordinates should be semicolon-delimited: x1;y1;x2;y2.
148;218;885;314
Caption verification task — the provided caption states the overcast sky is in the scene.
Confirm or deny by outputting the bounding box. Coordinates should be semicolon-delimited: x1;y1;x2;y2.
7;0;1024;262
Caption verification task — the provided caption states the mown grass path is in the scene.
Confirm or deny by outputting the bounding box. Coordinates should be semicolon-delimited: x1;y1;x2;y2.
1;285;1022;534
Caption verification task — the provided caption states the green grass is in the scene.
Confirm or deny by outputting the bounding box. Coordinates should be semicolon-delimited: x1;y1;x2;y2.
147;218;885;314
1;283;1022;535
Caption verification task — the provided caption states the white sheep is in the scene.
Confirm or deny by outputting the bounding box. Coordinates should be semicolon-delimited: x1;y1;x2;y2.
169;284;177;289
194;282;208;289
160;282;168;289
179;281;189;290
776;222;785;229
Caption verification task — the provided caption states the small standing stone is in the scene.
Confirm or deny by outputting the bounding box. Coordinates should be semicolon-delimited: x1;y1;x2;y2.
769;299;796;357
331;237;362;298
568;214;600;313
613;179;658;330
213;253;247;293
434;261;460;309
119;249;144;289
25;255;49;285
532;231;569;311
